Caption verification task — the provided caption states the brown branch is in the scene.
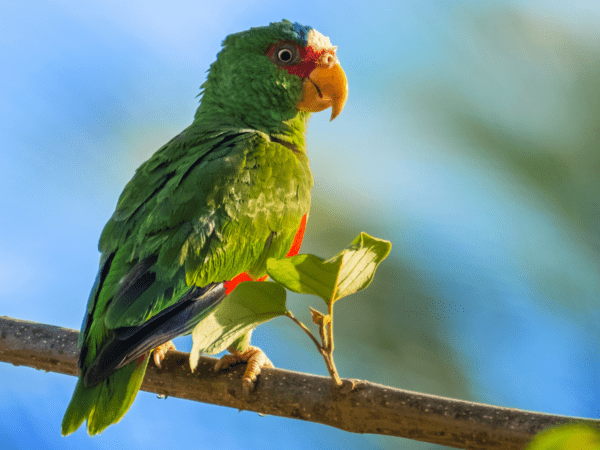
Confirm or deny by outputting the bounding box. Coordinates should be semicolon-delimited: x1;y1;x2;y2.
0;315;597;449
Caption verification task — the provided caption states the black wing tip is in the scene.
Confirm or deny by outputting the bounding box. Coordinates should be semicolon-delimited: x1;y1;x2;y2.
82;334;134;387
83;282;226;386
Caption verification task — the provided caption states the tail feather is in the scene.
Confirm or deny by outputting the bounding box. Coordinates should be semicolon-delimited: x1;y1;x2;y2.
61;354;150;436
62;275;226;435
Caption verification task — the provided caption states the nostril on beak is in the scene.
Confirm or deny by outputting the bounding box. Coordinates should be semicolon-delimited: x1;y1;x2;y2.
320;52;336;68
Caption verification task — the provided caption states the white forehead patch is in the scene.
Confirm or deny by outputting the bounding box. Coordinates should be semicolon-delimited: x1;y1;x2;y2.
307;29;336;52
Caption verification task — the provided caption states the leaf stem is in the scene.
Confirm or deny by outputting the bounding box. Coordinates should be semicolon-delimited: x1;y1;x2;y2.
325;352;342;386
325;302;341;386
285;310;342;387
285;311;322;352
327;302;334;352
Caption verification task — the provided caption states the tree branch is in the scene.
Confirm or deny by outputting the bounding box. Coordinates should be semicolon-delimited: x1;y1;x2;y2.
0;315;597;449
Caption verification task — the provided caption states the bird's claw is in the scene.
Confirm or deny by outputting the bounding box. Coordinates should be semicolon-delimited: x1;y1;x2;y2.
214;345;273;396
153;341;176;368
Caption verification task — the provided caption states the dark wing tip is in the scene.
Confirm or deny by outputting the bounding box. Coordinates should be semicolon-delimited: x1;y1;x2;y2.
83;282;226;387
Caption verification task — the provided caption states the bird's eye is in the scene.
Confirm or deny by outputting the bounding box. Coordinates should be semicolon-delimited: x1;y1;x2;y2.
269;43;300;66
277;48;294;63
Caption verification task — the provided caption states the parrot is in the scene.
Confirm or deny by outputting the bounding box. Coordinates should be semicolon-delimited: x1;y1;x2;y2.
61;19;348;436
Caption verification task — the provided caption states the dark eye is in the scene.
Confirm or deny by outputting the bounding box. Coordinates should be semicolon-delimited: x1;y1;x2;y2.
269;43;300;65
277;48;294;63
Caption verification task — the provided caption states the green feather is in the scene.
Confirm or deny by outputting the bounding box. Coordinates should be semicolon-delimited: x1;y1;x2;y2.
62;19;318;435
62;356;149;436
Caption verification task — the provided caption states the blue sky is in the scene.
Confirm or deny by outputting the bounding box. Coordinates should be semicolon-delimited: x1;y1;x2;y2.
2;1;600;449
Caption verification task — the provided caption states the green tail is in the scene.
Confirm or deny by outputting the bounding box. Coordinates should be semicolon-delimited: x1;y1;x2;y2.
61;355;150;436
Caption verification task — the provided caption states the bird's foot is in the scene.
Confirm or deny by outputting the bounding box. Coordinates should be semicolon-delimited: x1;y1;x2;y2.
153;341;176;368
214;345;274;396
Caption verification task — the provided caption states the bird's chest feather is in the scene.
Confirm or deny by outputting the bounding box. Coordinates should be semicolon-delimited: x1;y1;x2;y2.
185;141;313;287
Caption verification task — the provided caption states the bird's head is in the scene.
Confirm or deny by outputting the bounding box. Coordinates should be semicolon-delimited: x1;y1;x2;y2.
196;20;348;131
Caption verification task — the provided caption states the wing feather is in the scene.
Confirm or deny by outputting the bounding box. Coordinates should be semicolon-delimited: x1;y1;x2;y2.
80;127;310;384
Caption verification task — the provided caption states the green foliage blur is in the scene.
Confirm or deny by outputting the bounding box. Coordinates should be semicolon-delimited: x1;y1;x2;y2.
527;424;600;449
407;10;600;308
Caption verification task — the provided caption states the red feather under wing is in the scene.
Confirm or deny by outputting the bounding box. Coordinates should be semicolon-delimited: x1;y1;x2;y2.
223;213;308;295
286;213;307;257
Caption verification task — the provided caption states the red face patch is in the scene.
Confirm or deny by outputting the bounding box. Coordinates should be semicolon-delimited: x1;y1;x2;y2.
267;41;324;78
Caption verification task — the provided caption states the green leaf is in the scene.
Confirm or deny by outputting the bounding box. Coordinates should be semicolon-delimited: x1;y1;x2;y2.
189;281;287;371
333;232;392;301
266;254;342;301
267;232;392;305
526;424;600;449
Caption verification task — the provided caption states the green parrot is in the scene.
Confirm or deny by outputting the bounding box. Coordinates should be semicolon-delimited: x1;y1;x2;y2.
61;20;347;436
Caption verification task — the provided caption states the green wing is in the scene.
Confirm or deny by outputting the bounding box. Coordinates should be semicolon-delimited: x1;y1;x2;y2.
64;125;311;435
79;125;311;383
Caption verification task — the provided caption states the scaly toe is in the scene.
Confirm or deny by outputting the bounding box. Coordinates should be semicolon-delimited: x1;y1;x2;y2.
213;354;239;372
153;341;176;368
214;345;273;396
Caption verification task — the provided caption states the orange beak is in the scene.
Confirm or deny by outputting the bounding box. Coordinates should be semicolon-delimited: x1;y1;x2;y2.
297;62;348;121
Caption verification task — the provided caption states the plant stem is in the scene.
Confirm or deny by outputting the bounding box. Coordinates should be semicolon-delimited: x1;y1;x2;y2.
327;302;334;352
325;302;341;386
324;352;342;386
285;311;322;351
285;310;342;387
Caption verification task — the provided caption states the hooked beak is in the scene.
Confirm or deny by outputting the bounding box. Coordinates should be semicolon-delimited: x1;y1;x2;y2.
297;62;348;121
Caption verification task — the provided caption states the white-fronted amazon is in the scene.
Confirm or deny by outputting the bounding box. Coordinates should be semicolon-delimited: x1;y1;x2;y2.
61;19;347;436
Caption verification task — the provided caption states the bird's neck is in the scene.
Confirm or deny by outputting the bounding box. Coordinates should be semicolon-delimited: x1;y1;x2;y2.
193;101;311;152
269;111;310;152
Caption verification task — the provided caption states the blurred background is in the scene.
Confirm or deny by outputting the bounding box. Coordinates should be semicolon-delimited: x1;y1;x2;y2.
1;1;599;449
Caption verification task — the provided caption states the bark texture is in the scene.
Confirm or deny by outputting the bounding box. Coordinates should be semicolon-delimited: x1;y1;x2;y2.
1;316;597;449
